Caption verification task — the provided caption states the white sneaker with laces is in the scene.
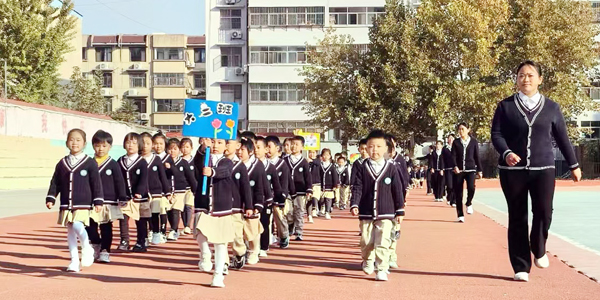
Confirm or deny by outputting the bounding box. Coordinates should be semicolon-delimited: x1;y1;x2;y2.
458;217;465;223
311;210;317;217
307;215;314;223
183;227;192;235
66;260;80;272
247;255;259;265
362;261;375;275
81;245;95;267
259;250;268;257
534;254;549;269
160;233;167;244
389;261;399;269
514;272;529;282
98;250;110;263
467;206;474;214
325;213;331;220
167;230;177;241
151;233;162;245
211;273;225;288
375;271;389;281
198;259;213;273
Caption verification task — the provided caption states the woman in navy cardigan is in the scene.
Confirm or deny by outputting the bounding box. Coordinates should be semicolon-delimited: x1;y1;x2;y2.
491;60;581;282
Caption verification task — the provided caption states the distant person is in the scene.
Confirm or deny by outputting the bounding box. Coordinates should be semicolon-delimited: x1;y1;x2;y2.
450;123;482;223
442;134;456;206
335;156;350;210
430;141;445;202
285;136;313;241
318;148;338;219
165;138;197;241
307;149;321;222
491;60;581;282
179;138;196;235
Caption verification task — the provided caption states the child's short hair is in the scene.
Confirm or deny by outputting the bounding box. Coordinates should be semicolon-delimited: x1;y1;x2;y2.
358;138;368;146
457;122;469;130
321;148;332;156
291;135;305;145
152;132;167;143
92;130;112;145
168;138;180;148
241;137;255;153
283;138;291;145
366;129;386;141
240;131;257;143
140;132;153;140
67;128;87;143
179;137;193;149
436;140;444;146
334;152;341;158
255;136;267;146
266;135;282;152
123;132;143;153
447;133;455;139
337;156;346;162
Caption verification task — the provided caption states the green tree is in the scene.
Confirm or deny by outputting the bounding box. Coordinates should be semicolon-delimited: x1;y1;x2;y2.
110;99;139;123
61;67;104;114
0;0;77;104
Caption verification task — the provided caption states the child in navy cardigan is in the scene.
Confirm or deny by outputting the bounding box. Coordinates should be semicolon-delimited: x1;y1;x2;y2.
46;129;103;272
153;133;175;241
255;136;282;258
335;156;350;210
179;138;196;235
266;135;295;249
319;148;339;219
307;149;321;223
351;129;405;282
285;135;313;241
165;138;197;240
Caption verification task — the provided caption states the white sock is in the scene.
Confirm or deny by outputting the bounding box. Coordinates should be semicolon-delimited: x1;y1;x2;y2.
195;232;211;262
67;224;79;262
213;243;227;274
72;221;90;248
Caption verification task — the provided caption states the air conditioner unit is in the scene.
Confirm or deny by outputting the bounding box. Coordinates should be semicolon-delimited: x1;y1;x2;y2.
186;61;195;68
198;88;206;94
231;30;243;40
235;67;244;76
132;63;141;70
225;0;236;5
128;89;138;96
98;63;111;70
139;113;150;121
191;90;199;96
186;88;193;94
100;88;111;96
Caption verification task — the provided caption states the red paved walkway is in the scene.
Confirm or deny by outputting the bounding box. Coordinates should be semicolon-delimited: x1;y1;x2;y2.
0;188;598;300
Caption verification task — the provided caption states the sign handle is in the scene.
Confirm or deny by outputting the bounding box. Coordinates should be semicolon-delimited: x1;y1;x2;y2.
202;146;210;196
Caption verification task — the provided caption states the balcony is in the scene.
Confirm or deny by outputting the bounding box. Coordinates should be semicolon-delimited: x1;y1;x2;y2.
593;6;600;23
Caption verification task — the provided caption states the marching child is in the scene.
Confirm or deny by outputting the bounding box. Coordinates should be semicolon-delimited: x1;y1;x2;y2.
266;135;295;249
193;138;235;288
350;129;405;281
166;138;197;240
282;138;292;158
319;148;339;219
335;156;350;210
238;137;268;265
417;165;426;189
285;136;313;241
46;128;103;272
87;130;127;263
118;132;149;252
255;136;282;257
351;139;369;187
307;149;321;223
179;138;196;235
151;133;174;243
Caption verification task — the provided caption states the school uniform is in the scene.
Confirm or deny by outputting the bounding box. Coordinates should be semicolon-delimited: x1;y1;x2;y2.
417;169;426;188
285;154;313;238
492;93;578;274
230;156;253;261
87;156;127;253
259;158;281;253
451;136;482;217
350;158;405;274
271;156;295;244
442;145;455;205
319;161;339;213
146;154;172;241
351;157;366;187
429;150;445;200
117;154;148;248
241;156;268;263
418;152;434;194
335;164;350;209
308;159;322;215
167;157;198;235
46;154;104;227
409;169;418;187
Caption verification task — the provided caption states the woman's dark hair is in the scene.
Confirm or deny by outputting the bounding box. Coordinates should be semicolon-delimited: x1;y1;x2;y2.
67;128;87;143
179;137;193;149
240;137;255;154
457;122;469;130
168;138;180;148
123;132;143;153
152;132;167;143
92;130;112;145
266;135;282;152
516;60;543;77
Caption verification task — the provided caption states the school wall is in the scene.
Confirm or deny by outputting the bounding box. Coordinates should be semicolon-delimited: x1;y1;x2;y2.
0;98;155;190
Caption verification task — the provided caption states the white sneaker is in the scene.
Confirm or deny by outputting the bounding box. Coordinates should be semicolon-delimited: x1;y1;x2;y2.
259;250;268;257
247;255;259;265
145;238;150;248
467;206;474;214
534;254;550;269
514;272;529;282
389;261;399;269
375;271;389;281
452;203;457;207
167;230;177;241
81;245;95;267
98;250;110;263
211;273;225;288
458;217;465;223
447;201;451;205
147;231;153;241
307;215;314;223
66;260;80;272
198;260;213;273
183;227;192;235
362;261;375;275
320;207;326;215
311;210;317;217
160;233;167;244
325;213;331;220
151;233;162;245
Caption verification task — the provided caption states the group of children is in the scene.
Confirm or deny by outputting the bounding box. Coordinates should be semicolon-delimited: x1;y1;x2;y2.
45;127;411;286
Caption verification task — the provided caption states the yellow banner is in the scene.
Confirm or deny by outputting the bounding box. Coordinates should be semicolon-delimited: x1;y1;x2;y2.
294;129;320;150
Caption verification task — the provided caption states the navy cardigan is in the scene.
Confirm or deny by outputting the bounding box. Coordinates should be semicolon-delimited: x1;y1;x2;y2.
46;155;104;210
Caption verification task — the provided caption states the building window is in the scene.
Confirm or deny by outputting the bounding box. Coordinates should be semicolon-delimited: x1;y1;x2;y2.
194;48;206;63
221;85;242;104
250;83;305;103
82;48;87;61
248;121;323;134
156;125;183;132
250;46;307;64
155;99;185;112
220;9;242;29
329;7;384;25
249;7;325;27
194;73;206;89
583;87;600;100
581;121;600;139
221;47;242;67
102;72;112;88
155;48;184;60
129;73;146;88
96;47;112;62
153;73;185;86
104;97;112;113
130;98;147;113
130;47;146;62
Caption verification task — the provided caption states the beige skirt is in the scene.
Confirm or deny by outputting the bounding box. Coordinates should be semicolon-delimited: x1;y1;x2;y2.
184;189;194;206
243;217;264;241
312;184;322;200
57;209;90;227
322;191;335;199
194;212;235;244
121;201;140;220
169;193;186;212
90;204;124;224
150;195;169;214
231;213;245;239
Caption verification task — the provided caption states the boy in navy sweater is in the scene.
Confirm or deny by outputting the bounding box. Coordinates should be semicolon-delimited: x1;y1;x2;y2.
351;130;405;281
285;135;312;241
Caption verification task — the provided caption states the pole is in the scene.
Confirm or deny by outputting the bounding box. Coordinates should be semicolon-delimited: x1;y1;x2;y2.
2;59;6;100
202;146;211;195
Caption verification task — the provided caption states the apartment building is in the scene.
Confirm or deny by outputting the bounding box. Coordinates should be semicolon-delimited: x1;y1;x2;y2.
205;0;420;150
81;34;206;133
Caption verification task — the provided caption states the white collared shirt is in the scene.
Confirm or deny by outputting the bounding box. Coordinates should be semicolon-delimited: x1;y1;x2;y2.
435;149;442;156
259;157;269;168
290;153;302;164
68;152;85;165
269;156;280;165
244;155;256;169
461;136;471;148
518;91;542;110
369;158;386;174
211;153;224;166
322;161;331;169
157;152;167;160
143;153;154;163
126;153;139;167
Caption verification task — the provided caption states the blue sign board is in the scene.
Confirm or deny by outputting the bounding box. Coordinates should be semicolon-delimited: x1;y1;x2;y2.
182;99;239;140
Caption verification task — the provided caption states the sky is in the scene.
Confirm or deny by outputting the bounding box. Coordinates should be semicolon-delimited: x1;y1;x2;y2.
55;0;206;35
